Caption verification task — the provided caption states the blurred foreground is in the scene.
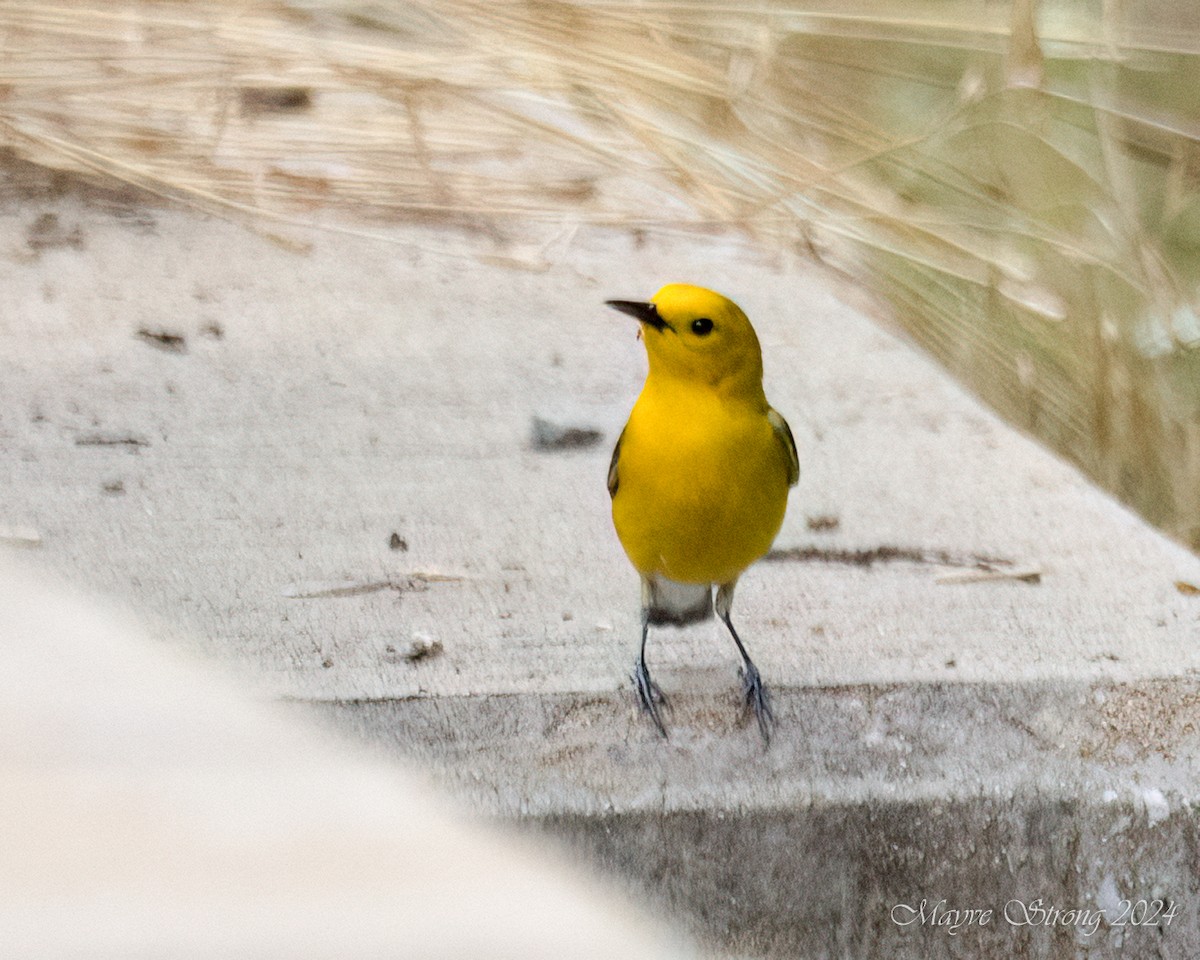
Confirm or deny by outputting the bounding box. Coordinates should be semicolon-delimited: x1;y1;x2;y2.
0;555;694;960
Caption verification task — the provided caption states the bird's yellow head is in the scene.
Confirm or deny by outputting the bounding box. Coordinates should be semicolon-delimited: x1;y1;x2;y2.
607;284;764;392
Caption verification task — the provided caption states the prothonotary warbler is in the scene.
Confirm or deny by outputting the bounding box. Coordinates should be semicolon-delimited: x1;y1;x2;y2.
607;284;799;743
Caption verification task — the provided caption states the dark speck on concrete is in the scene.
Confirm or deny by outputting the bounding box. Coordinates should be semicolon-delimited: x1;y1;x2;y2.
26;213;85;252
531;416;603;451
136;328;187;353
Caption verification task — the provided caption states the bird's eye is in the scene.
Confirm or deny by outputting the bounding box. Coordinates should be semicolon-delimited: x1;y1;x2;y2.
691;318;714;336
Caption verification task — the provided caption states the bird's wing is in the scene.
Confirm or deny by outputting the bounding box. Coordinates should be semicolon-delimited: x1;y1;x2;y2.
607;426;625;499
768;407;800;487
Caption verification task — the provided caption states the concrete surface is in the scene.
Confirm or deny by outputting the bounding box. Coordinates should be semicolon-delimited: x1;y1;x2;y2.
5;172;1200;957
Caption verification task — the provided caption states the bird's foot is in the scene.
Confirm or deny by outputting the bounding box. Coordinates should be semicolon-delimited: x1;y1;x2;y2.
632;657;669;738
739;662;774;745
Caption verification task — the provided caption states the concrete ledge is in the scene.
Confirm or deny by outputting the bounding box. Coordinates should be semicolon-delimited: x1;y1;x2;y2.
311;681;1200;957
538;794;1193;959
6;182;1200;958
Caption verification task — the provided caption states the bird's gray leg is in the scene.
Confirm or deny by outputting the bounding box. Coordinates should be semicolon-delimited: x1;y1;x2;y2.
633;578;668;737
633;615;669;737
716;582;773;744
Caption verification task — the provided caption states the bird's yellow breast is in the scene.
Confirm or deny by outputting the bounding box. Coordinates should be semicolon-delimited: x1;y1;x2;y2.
611;378;790;586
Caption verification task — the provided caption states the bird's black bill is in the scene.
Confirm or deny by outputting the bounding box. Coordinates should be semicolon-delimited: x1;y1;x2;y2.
606;299;666;331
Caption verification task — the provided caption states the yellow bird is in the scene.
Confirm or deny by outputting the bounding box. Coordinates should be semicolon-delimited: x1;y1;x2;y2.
607;284;799;742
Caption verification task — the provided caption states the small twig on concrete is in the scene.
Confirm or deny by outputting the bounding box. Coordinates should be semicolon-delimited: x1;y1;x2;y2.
934;565;1042;585
280;572;464;598
75;432;150;448
280;579;396;598
765;545;1040;583
765;545;1015;569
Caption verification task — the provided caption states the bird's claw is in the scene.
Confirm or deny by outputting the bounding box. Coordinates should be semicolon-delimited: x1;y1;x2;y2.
739;662;774;745
633;658;669;738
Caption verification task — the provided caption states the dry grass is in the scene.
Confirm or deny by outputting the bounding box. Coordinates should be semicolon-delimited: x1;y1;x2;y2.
3;0;1200;545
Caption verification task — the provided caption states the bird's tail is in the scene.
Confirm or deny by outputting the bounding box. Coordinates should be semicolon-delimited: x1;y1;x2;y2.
643;576;713;627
